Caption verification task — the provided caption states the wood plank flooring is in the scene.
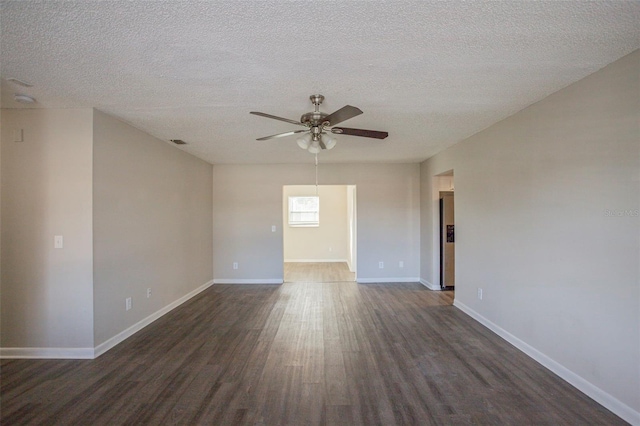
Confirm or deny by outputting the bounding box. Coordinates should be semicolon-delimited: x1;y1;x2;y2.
1;280;625;425
284;262;355;283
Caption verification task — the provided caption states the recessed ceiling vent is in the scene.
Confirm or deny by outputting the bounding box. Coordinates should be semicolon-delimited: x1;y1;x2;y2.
170;139;187;145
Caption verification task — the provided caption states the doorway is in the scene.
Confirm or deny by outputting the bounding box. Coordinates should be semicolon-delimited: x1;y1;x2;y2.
282;185;357;283
435;172;454;290
439;191;455;289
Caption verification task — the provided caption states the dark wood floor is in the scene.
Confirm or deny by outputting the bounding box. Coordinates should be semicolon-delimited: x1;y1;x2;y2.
1;281;624;425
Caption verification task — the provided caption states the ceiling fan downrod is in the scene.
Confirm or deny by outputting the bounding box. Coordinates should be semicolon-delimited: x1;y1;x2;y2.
309;94;324;112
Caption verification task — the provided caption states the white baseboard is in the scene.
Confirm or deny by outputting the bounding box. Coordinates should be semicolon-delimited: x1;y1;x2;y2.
0;347;94;359
93;279;214;358
284;259;348;263
346;259;355;273
420;279;441;290
213;278;283;284
453;300;640;426
1;280;216;360
357;277;420;284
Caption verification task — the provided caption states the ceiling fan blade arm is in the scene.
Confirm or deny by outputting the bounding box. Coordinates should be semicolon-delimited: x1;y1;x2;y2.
256;129;308;141
331;127;388;139
321;105;363;126
250;111;306;127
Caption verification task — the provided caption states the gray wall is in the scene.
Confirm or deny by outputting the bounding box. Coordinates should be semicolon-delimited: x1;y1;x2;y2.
420;51;639;415
92;110;213;346
1;108;213;353
1;109;95;349
213;163;420;282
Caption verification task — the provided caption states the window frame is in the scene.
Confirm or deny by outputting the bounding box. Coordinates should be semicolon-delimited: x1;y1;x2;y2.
288;196;320;227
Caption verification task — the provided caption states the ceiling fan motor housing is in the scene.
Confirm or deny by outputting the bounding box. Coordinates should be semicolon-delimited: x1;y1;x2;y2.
300;111;328;126
301;94;328;126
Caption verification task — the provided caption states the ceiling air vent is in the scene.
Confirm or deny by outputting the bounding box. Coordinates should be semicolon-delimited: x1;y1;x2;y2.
170;139;187;145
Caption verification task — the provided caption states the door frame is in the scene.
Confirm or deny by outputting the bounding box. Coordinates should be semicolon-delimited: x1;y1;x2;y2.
439;191;454;289
281;184;357;282
431;171;454;291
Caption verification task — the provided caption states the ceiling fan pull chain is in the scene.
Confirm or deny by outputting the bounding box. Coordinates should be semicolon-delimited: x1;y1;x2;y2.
315;154;319;195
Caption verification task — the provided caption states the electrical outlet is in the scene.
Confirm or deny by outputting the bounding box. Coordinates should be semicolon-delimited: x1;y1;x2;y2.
233;262;238;270
147;288;152;298
126;297;132;311
329;247;332;252
399;261;404;268
271;225;276;232
379;261;384;269
477;288;483;300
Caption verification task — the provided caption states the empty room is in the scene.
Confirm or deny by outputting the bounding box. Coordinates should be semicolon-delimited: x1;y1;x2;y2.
1;1;638;425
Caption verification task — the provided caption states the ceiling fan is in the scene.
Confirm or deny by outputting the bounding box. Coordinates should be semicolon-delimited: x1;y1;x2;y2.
250;94;388;154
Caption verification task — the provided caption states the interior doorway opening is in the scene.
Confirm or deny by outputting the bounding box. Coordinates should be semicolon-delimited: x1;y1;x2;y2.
440;191;455;289
282;185;357;283
434;172;455;291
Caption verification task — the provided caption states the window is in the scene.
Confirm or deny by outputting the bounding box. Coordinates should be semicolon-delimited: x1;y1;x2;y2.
288;196;319;227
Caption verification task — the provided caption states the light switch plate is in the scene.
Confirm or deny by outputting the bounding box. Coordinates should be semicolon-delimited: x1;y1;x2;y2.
54;235;63;248
13;129;24;142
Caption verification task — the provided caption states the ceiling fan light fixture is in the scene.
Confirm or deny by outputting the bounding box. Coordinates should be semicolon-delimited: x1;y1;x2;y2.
308;140;321;154
296;133;312;149
322;134;337;150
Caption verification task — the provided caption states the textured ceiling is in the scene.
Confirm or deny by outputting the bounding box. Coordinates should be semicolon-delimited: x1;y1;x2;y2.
1;1;639;164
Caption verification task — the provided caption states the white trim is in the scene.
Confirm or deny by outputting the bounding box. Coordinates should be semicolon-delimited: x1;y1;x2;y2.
284;259;348;263
346;258;354;272
453;300;640;426
420;279;441;291
93;279;214;358
0;347;94;359
213;278;283;284
356;277;420;284
1;280;216;360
